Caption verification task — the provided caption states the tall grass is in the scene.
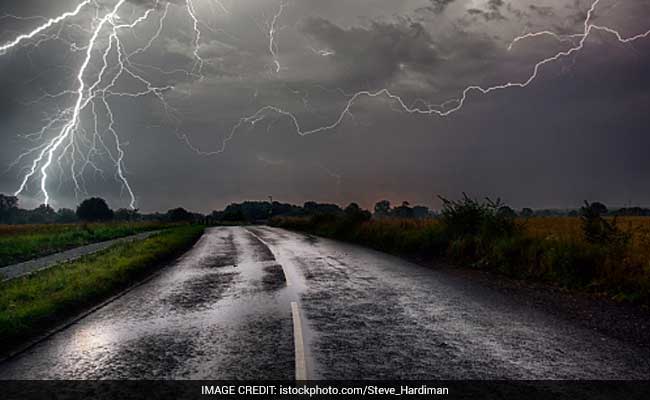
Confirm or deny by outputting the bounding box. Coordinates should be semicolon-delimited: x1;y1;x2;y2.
0;225;204;351
0;221;172;267
272;213;650;305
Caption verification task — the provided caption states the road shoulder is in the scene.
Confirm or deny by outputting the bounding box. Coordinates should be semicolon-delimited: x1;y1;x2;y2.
414;258;650;349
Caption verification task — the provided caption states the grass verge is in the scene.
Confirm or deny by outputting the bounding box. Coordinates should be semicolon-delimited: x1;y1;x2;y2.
272;208;650;306
0;225;204;351
0;222;173;267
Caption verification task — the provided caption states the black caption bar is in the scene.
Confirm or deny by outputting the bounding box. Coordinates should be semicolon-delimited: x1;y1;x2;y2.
3;380;650;400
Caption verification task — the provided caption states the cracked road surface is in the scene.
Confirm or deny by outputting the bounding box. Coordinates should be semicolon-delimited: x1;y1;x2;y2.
1;226;649;379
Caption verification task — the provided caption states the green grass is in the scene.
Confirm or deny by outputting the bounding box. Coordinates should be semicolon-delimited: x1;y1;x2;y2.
271;216;650;306
0;222;173;267
0;225;204;351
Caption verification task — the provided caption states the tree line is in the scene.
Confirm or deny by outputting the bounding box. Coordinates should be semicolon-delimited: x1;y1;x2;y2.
0;194;203;224
2;192;647;225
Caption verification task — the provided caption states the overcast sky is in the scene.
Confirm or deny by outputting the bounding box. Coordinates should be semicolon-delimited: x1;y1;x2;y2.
0;0;649;212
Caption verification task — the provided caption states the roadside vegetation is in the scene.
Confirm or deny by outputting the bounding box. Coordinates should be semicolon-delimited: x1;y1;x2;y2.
271;196;650;305
0;222;171;267
0;195;208;267
0;225;204;351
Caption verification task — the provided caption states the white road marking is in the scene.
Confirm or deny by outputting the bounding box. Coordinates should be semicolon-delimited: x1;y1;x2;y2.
245;228;307;379
245;228;292;286
291;301;308;381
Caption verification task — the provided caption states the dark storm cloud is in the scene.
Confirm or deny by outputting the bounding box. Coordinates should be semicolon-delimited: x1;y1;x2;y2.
416;0;457;15
529;5;555;18
1;0;650;212
467;0;507;21
300;17;438;85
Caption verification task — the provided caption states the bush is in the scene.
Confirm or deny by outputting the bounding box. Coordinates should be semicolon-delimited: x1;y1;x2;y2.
439;193;519;241
76;198;114;222
581;201;629;248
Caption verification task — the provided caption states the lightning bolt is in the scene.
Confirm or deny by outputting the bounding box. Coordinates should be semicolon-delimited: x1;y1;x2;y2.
213;1;230;15
2;0;649;208
210;0;649;154
186;0;205;78
2;0;208;208
309;46;335;57
0;1;92;54
268;1;286;73
12;1;129;207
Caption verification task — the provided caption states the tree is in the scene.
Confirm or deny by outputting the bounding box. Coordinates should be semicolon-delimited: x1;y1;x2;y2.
114;208;140;221
167;207;193;222
497;206;517;219
344;203;371;223
374;200;391;217
392;201;414;219
76;197;114;222
25;204;57;224
520;208;534;218
590;202;608;216
413;206;430;219
221;204;245;222
303;202;341;216
581;201;627;246
56;208;78;223
0;194;19;223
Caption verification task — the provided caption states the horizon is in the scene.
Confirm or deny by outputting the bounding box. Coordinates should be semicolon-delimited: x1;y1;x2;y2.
5;192;650;215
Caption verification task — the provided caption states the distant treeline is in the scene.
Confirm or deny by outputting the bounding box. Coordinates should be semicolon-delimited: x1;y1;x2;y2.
0;194;203;224
2;191;649;225
209;200;650;222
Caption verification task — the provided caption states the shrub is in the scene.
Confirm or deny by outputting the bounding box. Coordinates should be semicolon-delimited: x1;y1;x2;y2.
76;198;114;222
439;193;519;241
581;201;630;251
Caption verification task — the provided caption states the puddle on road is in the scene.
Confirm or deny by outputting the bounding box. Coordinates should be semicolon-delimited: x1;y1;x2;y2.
90;331;200;379
260;264;286;291
164;271;239;311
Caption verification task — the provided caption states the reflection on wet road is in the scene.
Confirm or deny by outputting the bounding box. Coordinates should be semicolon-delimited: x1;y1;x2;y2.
0;227;294;379
1;226;649;379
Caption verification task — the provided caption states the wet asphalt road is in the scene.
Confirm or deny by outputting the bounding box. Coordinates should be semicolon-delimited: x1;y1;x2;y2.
1;226;649;379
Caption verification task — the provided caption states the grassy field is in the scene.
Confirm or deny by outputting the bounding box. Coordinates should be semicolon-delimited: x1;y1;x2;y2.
0;221;172;267
272;215;650;305
0;225;204;351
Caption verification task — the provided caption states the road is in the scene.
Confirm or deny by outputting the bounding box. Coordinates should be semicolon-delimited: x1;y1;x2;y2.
0;226;649;379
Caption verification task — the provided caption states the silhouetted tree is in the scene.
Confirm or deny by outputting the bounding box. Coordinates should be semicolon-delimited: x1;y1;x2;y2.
413;206;430;219
590;202;608;216
114;208;140;221
303;202;341;216
520;208;534;217
344;203;371;223
0;194;19;223
581;201;627;246
497;206;517;219
26;204;57;224
76;198;114;222
374;200;391;217
220;204;243;222
392;201;414;219
167;207;192;222
616;207;650;216
56;208;78;223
